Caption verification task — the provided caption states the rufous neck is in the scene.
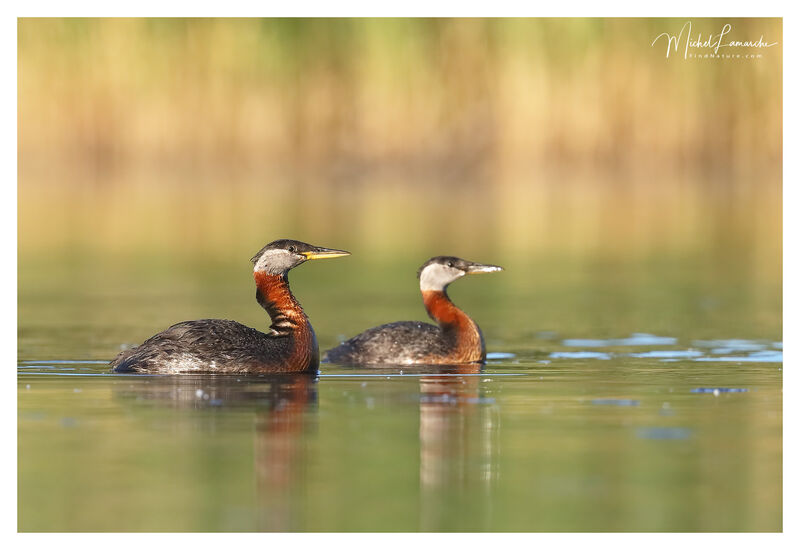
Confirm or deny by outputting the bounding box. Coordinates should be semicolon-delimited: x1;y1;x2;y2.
421;289;484;362
254;271;308;335
421;289;472;328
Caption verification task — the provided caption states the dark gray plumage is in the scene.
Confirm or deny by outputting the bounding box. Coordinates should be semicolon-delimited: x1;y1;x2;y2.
323;321;456;365
110;319;309;374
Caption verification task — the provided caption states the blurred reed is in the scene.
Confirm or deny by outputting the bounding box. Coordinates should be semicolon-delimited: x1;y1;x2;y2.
18;18;782;279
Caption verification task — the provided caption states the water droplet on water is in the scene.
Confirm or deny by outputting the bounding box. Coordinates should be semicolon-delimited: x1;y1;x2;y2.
195;389;204;398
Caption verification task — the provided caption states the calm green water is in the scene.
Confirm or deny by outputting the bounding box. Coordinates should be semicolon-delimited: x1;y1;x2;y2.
17;255;782;531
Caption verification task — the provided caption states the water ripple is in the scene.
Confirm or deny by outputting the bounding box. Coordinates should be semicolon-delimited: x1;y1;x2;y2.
693;339;768;353
486;352;516;359
591;399;639;406
18;360;109;364
563;333;677;347
550;351;612;360
636;427;692;440
629;350;704;359
693;351;782;363
691;388;748;394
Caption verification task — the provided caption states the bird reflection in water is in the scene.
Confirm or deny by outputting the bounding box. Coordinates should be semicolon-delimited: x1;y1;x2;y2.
418;364;499;531
113;373;316;531
252;375;315;531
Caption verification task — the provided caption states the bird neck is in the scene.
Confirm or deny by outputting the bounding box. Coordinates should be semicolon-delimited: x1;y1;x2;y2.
254;271;310;336
421;289;482;350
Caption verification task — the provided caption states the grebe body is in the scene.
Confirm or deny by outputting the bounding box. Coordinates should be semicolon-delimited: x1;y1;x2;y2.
110;239;348;374
323;256;502;365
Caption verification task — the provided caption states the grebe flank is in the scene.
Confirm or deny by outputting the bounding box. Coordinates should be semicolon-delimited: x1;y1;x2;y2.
322;256;502;365
110;239;349;374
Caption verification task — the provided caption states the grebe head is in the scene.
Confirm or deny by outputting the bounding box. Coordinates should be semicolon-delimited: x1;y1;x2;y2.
417;256;503;291
251;239;350;275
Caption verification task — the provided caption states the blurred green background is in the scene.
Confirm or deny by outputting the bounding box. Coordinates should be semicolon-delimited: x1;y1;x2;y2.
18;18;781;257
18;17;782;353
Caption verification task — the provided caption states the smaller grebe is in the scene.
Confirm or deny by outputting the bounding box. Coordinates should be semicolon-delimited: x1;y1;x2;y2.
323;256;502;365
110;239;349;374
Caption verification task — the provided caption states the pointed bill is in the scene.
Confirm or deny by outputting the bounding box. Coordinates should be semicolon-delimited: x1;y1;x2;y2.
466;263;503;274
302;247;351;260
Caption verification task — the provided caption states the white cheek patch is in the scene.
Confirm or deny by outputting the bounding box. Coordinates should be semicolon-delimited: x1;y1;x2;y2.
254;249;293;273
419;264;463;291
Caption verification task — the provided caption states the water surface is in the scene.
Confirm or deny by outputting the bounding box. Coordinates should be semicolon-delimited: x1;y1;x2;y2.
18;257;782;531
18;350;781;531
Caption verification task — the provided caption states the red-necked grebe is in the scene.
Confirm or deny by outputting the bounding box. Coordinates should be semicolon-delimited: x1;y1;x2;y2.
323;256;502;365
110;239;349;374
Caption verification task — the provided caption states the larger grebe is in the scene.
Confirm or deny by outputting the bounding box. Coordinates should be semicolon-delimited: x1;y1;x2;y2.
323;256;502;365
110;239;349;374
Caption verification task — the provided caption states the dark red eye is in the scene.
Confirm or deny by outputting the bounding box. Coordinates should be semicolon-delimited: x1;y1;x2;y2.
288;246;296;253
447;261;454;268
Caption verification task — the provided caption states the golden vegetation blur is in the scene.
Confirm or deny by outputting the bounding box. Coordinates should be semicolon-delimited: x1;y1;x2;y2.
19;18;781;278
